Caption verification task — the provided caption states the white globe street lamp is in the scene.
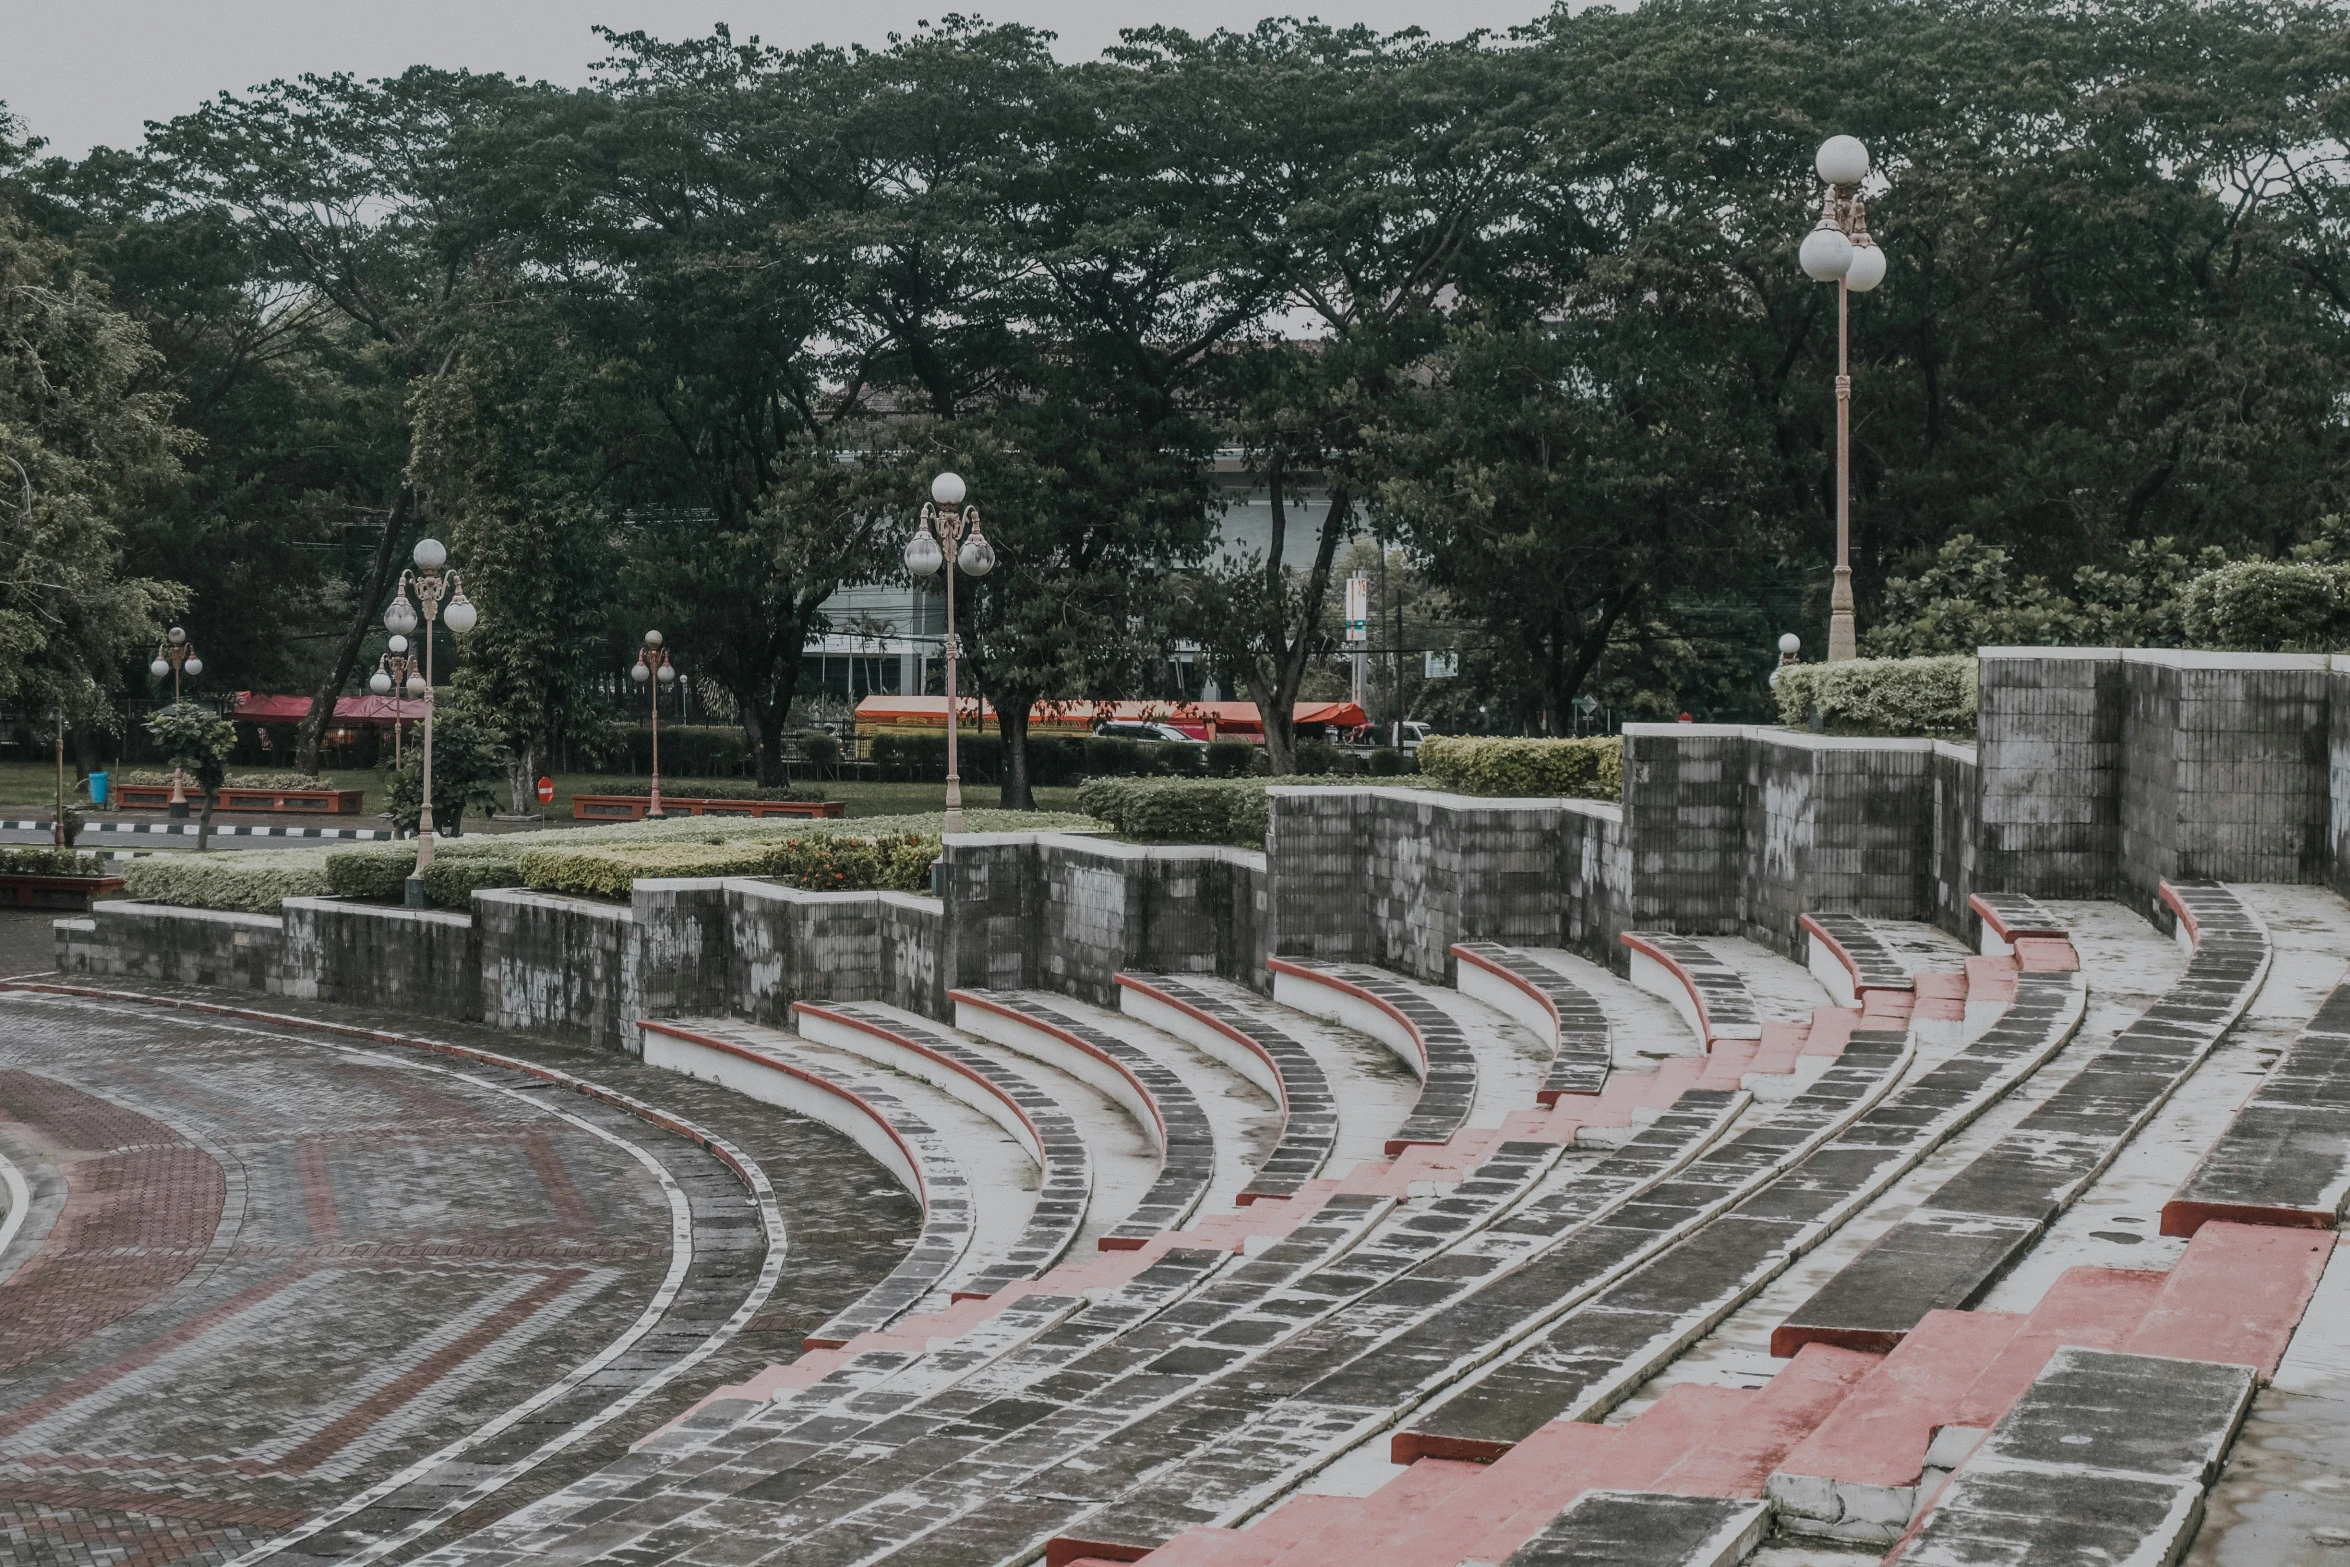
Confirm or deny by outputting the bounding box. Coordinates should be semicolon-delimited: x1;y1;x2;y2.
905;470;997;836
382;538;482;902
1797;136;1889;662
631;630;679;818
150;626;203;816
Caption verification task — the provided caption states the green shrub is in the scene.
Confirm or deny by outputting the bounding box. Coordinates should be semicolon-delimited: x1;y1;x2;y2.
1294;739;1340;775
1078;777;1251;844
517;829;936;900
120;770;333;790
1772;655;1977;738
325;844;417;900
421;848;526;906
594;778;823;802
796;729;842;768
1205;739;1258;777
2180;560;2350;651
122;807;1101;911
1416;735;1624;799
0;848;113;877
121;849;334;913
1367;746;1415;777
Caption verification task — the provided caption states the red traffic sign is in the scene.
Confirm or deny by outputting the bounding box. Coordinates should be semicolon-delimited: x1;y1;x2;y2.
536;775;555;804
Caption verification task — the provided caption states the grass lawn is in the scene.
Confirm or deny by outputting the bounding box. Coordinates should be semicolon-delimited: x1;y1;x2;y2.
5;762;1087;824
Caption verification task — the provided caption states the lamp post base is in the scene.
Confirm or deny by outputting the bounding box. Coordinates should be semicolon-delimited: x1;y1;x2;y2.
403;874;429;909
1828;567;1858;662
168;801;189;820
943;777;964;838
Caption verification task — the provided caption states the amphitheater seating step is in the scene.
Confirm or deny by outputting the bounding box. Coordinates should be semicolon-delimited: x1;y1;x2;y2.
1267;959;1479;1150
954;989;1219;1246
1620;933;1763;1044
1498;1490;1767;1566
1802;912;1916;1007
1967;891;2067;955
796;1002;1094;1300
2162;976;2350;1237
1886;1348;2256;1565
639;1019;982;1348
1451;941;1613;1101
1774;880;2267;1356
1116;973;1341;1202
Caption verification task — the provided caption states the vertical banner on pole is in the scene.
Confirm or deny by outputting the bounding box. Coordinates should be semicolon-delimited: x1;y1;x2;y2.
1346;573;1369;709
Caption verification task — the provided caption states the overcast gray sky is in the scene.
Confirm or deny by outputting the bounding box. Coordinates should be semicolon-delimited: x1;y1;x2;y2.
0;0;1551;161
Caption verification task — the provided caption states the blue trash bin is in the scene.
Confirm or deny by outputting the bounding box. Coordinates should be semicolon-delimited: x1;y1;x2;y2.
88;771;109;807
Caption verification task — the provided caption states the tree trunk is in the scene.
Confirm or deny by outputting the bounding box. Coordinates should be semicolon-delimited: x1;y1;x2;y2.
995;697;1034;811
1253;480;1352;777
298;484;413;774
197;788;215;852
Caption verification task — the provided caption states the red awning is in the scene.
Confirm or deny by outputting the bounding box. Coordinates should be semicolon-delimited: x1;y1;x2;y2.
232;692;431;729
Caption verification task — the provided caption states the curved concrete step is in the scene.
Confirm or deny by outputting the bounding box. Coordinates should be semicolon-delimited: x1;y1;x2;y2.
794;1002;1092;1300
953;989;1219;1247
1775;879;2269;1359
1620;933;1763;1047
639;1018;980;1348
1267;959;1479;1152
1116;972;1339;1203
1452;942;1612;1102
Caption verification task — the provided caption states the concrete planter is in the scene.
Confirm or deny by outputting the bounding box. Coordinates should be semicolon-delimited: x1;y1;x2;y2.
570;793;847;821
115;783;365;814
0;872;125;911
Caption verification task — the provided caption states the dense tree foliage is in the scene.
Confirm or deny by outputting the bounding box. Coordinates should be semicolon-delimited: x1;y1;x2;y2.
6;0;2350;774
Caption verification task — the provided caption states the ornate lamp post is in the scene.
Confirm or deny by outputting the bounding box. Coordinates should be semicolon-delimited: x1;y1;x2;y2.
381;538;479;903
368;634;417;766
902;471;995;836
1797;134;1888;663
631;631;677;819
147;627;204;818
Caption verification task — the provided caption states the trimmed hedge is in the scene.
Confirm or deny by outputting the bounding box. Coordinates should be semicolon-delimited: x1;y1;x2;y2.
120;769;332;789
1773;655;1977;738
121;849;334;913
123;807;1103;913
1416;735;1623;800
867;731;1219;784
593;778;824;801
0;848;113;877
1077;776;1273;846
2180;560;2350;651
516;831;936;900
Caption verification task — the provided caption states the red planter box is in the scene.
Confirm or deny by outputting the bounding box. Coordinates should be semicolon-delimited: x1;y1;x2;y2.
115;784;365;814
570;794;848;821
0;873;125;911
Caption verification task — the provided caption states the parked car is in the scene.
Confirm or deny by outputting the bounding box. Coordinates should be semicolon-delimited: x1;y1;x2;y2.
1093;720;1202;745
1399;720;1432;752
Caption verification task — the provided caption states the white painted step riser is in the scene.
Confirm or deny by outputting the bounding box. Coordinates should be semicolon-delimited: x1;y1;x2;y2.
796;1011;1045;1169
1806;935;1861;1009
1270;970;1427;1081
1454;961;1560;1051
954;1001;1168;1157
1117;987;1283;1103
644;1029;926;1203
1627;947;1711;1046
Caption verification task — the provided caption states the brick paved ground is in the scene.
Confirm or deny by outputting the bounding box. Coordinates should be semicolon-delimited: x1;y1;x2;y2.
0;976;918;1567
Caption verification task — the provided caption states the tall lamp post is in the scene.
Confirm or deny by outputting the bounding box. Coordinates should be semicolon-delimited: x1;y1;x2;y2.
368;634;417;766
148;627;204;818
631;631;677;819
903;472;995;836
1797;134;1888;663
381;538;479;904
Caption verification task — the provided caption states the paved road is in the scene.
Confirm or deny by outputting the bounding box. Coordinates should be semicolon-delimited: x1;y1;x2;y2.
0;985;920;1567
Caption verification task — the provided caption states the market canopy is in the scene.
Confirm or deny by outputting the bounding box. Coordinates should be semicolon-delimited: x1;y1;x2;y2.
231;691;431;729
853;696;1369;738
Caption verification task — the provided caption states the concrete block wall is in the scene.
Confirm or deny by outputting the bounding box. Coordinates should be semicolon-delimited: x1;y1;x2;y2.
474;889;633;1053
728;880;944;1023
1976;648;2335;912
1621;728;1748;934
1976;647;2125;898
280;899;481;1022
1931;742;1980;935
1266;787;1627;978
940;833;1266;1009
630;879;734;1023
58;901;285;992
